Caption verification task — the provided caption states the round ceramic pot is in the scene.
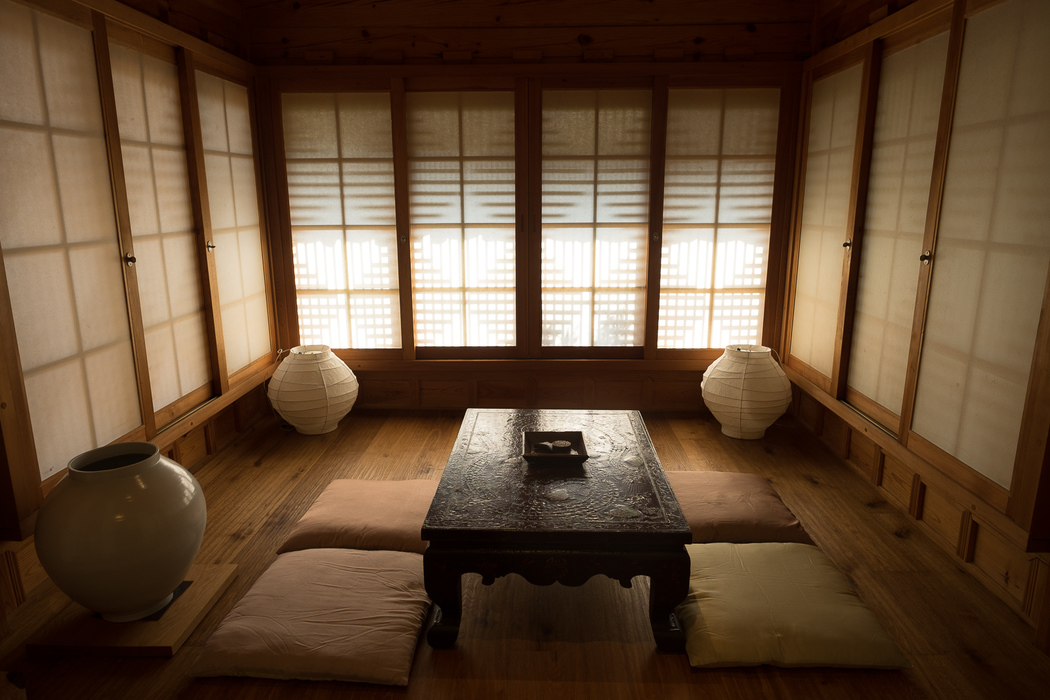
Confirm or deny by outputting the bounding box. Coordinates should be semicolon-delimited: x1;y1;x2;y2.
701;344;792;439
267;345;359;435
34;442;207;622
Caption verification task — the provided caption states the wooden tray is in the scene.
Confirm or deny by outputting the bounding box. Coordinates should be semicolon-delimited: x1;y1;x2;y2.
522;431;588;465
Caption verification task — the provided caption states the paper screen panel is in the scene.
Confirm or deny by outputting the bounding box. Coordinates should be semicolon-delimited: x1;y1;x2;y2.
111;43;211;412
283;92;401;349
0;2;141;479
541;90;650;347
658;88;779;349
0;127;63;248
789;65;862;376
198;71;271;373
0;2;44;125
911;0;1050;488
407;91;516;347
847;33;948;426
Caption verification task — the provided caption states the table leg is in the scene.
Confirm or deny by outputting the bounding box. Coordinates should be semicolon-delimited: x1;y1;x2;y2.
648;548;691;652
423;549;462;648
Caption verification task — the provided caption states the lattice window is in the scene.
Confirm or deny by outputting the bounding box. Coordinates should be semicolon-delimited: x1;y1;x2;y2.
407;92;516;347
658;88;779;350
541;90;650;347
283;92;401;349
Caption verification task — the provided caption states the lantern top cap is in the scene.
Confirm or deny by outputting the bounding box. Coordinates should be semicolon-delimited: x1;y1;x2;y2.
290;345;331;355
727;344;771;353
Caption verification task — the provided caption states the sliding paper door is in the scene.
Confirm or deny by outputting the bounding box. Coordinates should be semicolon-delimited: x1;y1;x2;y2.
0;2;141;478
910;0;1050;488
196;71;272;374
110;42;211;421
846;32;949;429
789;64;862;379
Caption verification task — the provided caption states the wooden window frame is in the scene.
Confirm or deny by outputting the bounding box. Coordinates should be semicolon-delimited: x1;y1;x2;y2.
265;64;800;364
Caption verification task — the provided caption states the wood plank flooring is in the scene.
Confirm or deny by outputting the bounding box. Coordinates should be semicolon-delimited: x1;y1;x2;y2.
3;409;1050;699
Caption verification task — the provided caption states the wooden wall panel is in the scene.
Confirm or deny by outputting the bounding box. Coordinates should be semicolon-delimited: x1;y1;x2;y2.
534;377;592;409
356;379;415;407
788;383;1050;632
172;425;210;473
240;0;815;65
477;380;531;408
651;380;702;412
878;454;915;510
820;410;851;459
794;390;826;437
847;429;878;482
971;522;1033;608
343;364;707;411
419;381;472;408
114;0;249;58
812;0;927;51
249;23;813;65
918;485;964;550
593;381;646;410
248;1;816;28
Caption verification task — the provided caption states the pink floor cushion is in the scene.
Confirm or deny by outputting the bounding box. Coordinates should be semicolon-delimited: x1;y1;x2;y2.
676;542;907;668
666;471;813;544
278;479;438;554
189;548;431;685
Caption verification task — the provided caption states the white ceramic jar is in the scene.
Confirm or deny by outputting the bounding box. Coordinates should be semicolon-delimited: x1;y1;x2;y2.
34;442;207;622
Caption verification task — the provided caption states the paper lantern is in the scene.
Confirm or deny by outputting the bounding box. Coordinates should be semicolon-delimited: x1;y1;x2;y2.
267;345;359;435
701;345;792;439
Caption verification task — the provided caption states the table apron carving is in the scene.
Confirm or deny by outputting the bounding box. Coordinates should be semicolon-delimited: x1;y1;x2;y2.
422;409;692;652
423;544;691;651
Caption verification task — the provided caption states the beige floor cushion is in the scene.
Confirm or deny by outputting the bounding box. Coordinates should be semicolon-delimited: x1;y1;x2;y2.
278;479;438;554
189;548;431;685
676;542;908;669
666;471;813;544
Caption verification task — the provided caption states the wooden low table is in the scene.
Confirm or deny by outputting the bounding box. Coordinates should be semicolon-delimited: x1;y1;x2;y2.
421;408;691;652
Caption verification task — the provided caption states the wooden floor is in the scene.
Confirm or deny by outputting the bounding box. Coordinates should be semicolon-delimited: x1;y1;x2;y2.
4;409;1050;699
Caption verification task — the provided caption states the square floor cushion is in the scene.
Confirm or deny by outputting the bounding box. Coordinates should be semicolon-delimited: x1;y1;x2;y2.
666;471;813;544
189;548;431;685
278;479;438;555
675;542;907;669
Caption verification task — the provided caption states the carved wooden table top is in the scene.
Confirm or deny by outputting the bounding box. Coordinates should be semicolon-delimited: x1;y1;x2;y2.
422;408;690;548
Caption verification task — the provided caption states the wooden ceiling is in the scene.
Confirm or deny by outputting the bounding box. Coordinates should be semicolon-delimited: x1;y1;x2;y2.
115;0;919;65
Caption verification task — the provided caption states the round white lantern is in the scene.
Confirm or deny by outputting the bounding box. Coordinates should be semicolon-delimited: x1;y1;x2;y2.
34;442;207;622
701;345;792;439
267;345;359;435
